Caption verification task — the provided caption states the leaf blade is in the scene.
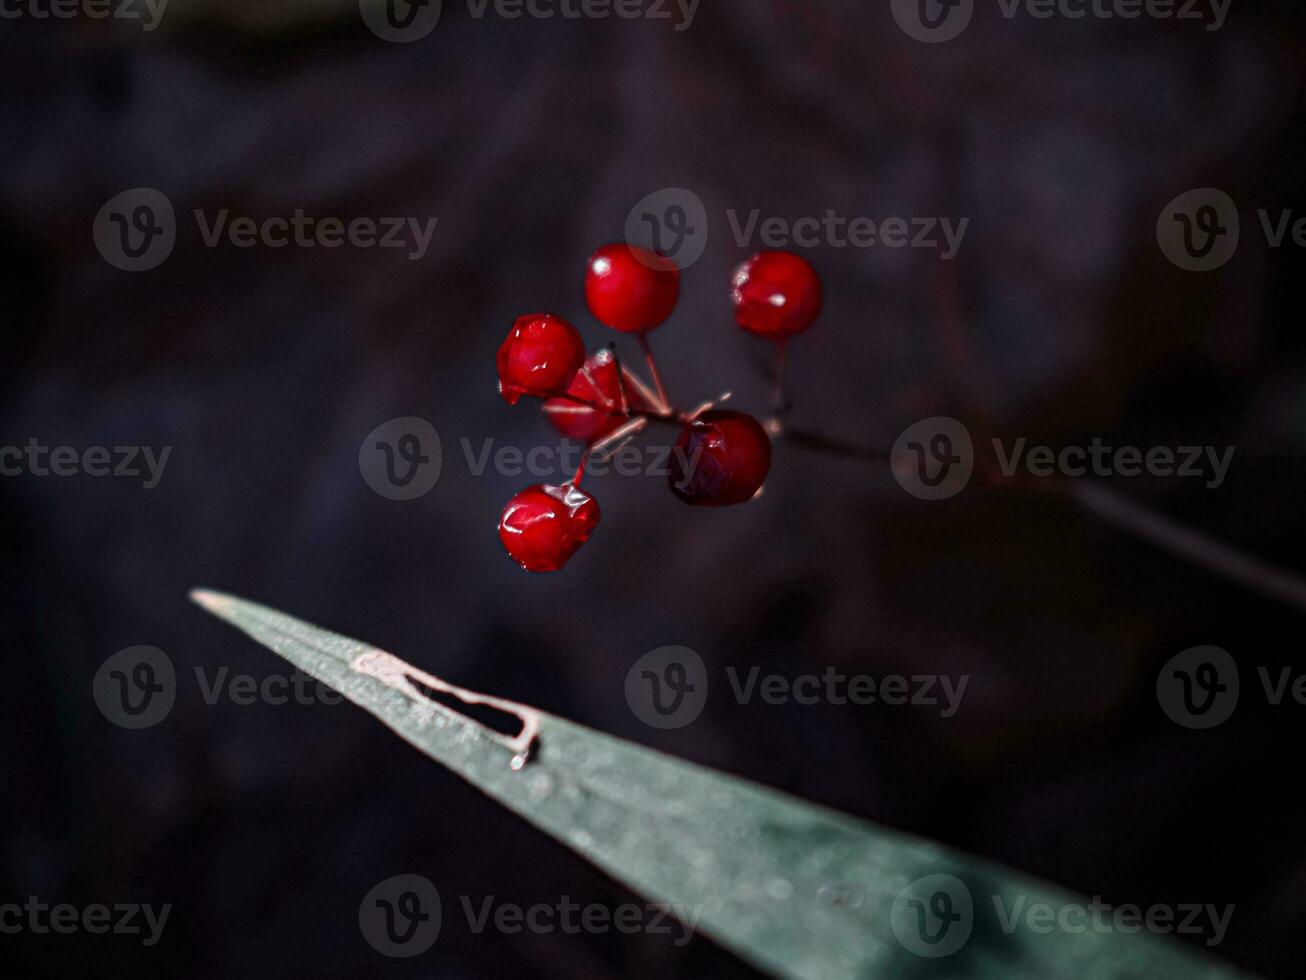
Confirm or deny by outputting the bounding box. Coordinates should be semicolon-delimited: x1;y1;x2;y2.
191;590;1254;980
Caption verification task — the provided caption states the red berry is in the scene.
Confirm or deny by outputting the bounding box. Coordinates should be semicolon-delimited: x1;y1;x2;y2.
585;243;679;333
731;251;822;340
668;410;771;506
496;313;586;405
541;349;658;444
498;483;601;572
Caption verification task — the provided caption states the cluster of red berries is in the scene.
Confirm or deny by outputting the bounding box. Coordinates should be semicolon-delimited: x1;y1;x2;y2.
495;244;822;572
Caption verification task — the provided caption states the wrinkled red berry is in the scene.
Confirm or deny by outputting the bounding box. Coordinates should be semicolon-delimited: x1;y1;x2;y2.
496;313;586;405
498;483;601;572
731;251;822;340
541;349;658;444
668;410;771;506
585;244;680;333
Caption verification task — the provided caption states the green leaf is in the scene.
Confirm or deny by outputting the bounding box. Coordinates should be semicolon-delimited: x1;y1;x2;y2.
191;589;1253;980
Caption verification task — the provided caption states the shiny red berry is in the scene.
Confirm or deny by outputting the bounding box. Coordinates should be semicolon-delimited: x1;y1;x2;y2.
585;244;680;333
668;410;772;506
541;349;658;444
731;251;822;340
496;313;586;405
498;483;601;572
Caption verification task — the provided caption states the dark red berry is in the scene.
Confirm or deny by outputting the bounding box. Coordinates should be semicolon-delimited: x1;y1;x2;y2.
496;313;586;405
668;410;771;506
731;251;822;340
541;349;658;443
498;483;601;572
585;243;680;333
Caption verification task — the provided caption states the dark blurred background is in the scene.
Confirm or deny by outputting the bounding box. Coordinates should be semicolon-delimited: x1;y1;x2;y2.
4;0;1306;976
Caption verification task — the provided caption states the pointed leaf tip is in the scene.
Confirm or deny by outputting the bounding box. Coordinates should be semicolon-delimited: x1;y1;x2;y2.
189;588;234;615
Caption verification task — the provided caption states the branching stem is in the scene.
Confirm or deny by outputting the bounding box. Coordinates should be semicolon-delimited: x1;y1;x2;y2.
781;429;1306;616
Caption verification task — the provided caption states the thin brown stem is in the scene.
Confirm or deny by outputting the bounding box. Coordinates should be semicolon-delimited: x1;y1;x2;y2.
782;428;1306;616
534;388;680;428
1064;482;1306;614
782;428;891;464
571;448;590;487
590;416;650;459
637;332;672;414
772;341;789;426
